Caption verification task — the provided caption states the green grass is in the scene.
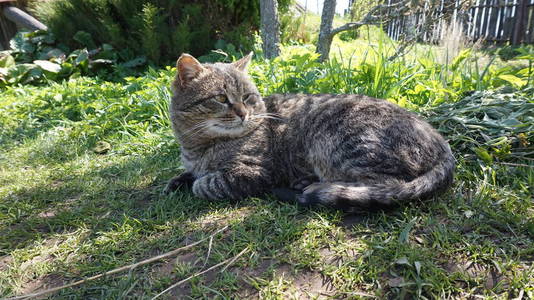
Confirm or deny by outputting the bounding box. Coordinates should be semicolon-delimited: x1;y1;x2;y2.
0;40;533;299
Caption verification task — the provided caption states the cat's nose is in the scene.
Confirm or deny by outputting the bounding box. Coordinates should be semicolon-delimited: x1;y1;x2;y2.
232;103;247;121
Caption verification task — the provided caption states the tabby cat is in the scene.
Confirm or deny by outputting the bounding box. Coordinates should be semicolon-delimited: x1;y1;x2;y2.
164;53;455;211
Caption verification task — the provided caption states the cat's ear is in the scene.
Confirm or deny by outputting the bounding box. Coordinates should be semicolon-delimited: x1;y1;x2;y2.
232;52;253;72
176;54;204;86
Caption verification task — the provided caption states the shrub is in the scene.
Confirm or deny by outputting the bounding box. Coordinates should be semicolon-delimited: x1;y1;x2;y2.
496;45;527;61
249;42;533;106
31;0;290;65
280;13;313;44
0;30;145;87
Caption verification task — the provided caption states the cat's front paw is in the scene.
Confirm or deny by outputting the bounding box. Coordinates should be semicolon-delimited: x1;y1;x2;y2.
272;188;301;202
290;175;320;191
273;187;318;207
163;172;196;194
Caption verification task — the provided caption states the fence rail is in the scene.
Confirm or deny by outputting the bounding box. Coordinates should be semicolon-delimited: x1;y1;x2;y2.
385;0;534;45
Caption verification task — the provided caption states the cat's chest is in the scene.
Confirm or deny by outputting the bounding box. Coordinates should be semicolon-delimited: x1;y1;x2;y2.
181;145;237;177
180;148;213;177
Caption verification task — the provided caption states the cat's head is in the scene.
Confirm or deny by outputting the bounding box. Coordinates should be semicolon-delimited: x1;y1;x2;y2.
171;53;267;140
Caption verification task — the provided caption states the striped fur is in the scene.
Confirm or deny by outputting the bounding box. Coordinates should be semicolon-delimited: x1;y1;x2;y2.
165;54;455;211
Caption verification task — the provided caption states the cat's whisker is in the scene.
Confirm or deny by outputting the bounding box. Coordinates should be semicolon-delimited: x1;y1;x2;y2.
253;116;280;121
183;122;211;135
263;113;282;117
181;126;210;140
251;114;283;121
181;121;209;135
180;121;212;139
255;113;282;118
253;113;278;118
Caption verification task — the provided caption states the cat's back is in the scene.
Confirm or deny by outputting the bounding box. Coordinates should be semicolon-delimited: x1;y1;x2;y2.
263;93;415;131
263;93;450;178
263;93;454;209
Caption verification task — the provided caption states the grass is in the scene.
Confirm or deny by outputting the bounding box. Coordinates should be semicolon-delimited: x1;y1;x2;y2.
0;38;533;299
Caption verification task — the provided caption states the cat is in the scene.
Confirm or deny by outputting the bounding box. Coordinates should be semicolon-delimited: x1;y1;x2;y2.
164;53;455;211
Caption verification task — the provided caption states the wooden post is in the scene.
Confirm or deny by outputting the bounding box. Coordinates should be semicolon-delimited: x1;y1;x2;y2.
0;0;17;50
3;6;47;31
512;0;528;45
0;1;47;50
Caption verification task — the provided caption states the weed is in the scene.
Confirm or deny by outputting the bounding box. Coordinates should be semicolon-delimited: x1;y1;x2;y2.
0;41;532;298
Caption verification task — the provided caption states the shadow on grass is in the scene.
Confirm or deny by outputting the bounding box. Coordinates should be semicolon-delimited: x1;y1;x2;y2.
0;128;341;298
0;137;380;298
0;135;497;299
2;125;531;299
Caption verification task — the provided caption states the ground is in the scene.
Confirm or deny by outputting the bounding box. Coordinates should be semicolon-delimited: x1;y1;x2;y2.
0;41;533;299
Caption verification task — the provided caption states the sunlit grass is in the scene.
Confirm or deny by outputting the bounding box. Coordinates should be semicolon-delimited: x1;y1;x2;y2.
0;38;532;298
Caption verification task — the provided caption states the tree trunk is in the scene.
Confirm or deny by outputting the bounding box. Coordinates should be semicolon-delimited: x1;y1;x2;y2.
316;0;336;62
315;0;469;61
260;0;280;59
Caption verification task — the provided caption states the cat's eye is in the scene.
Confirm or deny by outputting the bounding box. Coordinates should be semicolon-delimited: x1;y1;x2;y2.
244;94;257;105
214;95;228;103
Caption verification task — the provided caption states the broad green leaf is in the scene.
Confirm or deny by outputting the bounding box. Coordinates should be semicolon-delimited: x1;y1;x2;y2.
417;57;434;69
91;59;113;65
0;67;7;81
515;54;534;60
38;48;65;60
34;60;62;73
24;67;43;83
59;62;74;75
414;84;427;94
0;54;15;68
9;32;35;53
27;30;55;44
6;63;40;84
516;67;533;77
397;96;407;107
451;49;471;71
74;49;89;66
498;74;526;88
6;64;32;82
473;147;493;164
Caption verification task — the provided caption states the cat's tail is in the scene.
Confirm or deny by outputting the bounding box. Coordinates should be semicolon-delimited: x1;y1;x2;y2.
297;148;455;210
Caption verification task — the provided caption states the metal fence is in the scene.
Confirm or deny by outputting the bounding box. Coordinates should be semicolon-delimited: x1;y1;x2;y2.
385;0;534;45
